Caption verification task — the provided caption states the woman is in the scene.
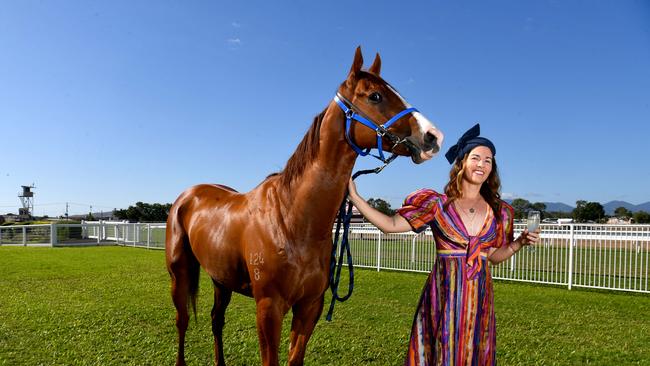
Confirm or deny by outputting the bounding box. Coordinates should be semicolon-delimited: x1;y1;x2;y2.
348;124;540;365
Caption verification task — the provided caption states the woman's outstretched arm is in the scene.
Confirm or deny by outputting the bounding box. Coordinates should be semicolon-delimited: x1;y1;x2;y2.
488;228;540;264
347;178;412;234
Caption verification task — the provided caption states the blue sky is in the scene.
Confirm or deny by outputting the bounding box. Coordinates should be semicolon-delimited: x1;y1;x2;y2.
1;1;649;217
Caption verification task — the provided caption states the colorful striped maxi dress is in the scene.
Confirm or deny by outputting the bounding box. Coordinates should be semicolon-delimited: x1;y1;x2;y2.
397;189;514;366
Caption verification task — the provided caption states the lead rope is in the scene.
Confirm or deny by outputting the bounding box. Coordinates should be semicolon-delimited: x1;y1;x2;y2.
326;154;398;321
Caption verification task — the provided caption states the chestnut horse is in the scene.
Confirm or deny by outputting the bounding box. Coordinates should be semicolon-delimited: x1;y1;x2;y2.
165;47;444;366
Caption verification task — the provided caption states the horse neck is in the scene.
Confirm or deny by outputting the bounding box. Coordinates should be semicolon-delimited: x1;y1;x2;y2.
280;103;357;239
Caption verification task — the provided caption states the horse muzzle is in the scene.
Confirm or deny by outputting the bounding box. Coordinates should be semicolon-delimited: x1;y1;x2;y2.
401;133;442;164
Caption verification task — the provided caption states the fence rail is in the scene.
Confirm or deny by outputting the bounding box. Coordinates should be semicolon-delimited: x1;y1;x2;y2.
2;221;648;293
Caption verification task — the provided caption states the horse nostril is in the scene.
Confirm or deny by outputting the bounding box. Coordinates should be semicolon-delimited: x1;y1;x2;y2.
424;131;437;145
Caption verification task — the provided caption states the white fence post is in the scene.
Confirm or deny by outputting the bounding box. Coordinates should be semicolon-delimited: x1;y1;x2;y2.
568;224;575;290
50;223;57;247
147;224;151;249
411;233;418;263
376;231;382;272
22;226;27;246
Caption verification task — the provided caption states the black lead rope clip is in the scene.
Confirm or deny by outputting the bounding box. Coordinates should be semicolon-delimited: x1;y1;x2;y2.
325;154;399;321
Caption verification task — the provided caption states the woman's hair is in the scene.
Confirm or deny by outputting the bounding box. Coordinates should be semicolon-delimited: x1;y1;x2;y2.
443;152;503;222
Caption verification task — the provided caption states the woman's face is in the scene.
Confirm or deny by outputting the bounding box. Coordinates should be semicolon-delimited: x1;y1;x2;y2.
462;145;493;185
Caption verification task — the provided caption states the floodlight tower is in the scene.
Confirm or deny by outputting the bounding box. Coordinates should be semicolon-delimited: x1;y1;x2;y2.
18;184;35;218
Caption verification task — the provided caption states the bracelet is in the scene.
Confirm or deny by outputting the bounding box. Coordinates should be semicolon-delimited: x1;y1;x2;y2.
510;240;522;254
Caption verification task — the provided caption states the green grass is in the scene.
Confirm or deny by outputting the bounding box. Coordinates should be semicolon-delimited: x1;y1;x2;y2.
1;247;649;365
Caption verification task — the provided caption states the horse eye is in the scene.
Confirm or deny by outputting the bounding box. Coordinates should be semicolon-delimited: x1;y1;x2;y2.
368;92;382;104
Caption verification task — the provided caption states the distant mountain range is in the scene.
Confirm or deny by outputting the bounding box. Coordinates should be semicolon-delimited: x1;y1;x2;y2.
504;200;650;215
541;202;575;213
602;201;650;215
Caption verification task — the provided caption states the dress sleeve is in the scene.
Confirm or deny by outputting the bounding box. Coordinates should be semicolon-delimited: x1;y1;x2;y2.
495;201;515;248
396;189;440;233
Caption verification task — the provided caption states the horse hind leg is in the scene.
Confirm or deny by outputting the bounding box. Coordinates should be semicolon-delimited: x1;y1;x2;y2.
211;282;232;366
167;237;200;366
287;297;325;366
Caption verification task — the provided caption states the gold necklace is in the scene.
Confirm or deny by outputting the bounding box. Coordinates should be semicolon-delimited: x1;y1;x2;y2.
457;198;481;216
456;199;482;234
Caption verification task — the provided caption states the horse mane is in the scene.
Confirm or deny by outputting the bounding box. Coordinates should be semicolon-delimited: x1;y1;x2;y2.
278;109;327;186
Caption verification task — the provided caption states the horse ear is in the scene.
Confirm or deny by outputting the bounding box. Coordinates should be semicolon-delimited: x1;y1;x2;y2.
368;53;381;75
348;46;364;78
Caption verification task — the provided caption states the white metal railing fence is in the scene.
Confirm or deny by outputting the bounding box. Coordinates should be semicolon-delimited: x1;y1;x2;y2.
0;221;167;249
346;222;650;293
81;221;167;248
80;221;166;249
1;221;648;293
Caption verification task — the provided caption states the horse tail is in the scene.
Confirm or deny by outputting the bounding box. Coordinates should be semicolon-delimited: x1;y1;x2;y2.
166;195;201;322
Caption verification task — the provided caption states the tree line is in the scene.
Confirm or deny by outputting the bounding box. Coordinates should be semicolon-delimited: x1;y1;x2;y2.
512;198;650;224
113;202;172;222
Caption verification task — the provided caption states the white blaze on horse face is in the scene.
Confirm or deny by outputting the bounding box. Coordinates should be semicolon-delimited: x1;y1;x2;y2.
385;84;443;155
413;111;437;139
386;84;413;109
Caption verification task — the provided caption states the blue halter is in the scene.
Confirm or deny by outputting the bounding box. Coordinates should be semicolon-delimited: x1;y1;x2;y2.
334;92;419;163
326;91;420;321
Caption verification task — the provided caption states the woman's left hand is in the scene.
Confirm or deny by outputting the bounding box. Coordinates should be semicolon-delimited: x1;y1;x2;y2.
518;228;541;246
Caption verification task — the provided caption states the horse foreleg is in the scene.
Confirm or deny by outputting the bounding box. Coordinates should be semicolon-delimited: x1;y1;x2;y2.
287;297;325;366
255;296;287;366
211;283;232;366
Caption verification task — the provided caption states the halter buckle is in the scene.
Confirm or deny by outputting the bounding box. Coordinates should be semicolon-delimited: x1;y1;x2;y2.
345;109;355;119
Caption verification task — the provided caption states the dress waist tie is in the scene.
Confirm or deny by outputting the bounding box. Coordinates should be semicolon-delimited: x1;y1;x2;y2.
437;237;486;280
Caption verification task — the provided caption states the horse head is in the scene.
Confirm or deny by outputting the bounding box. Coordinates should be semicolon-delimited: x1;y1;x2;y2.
337;47;444;164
